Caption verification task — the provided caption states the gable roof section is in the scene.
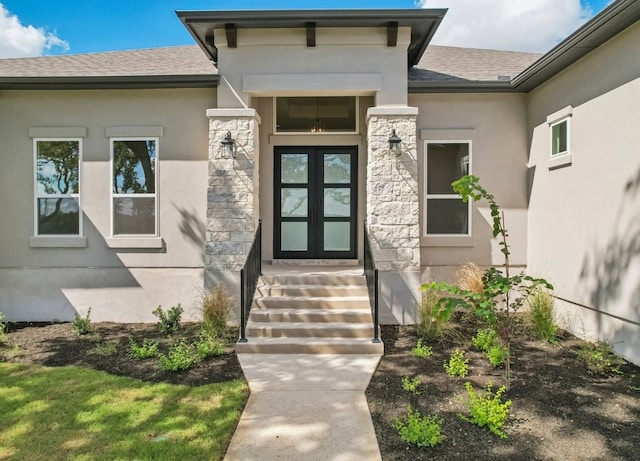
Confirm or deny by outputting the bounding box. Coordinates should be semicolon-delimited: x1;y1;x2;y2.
0;45;217;89
176;9;446;67
409;46;541;93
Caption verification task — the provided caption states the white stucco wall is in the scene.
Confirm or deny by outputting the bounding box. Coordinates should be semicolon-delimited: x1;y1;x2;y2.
527;21;640;365
215;27;411;108
410;92;530;283
0;88;215;322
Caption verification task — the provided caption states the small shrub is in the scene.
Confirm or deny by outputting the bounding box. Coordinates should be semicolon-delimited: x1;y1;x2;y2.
411;339;433;359
417;289;462;345
72;308;92;336
158;340;197;372
153;305;183;335
401;376;422;395
91;342;117;357
195;333;225;360
528;288;558;344
577;340;624;375
201;284;234;338
393;406;445;448
128;338;160;359
456;262;484;295
444;348;469;378
0;312;6;343
458;382;512;439
471;328;498;352
486;345;507;367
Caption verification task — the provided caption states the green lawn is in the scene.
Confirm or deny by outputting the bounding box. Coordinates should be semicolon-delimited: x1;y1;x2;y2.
0;363;248;461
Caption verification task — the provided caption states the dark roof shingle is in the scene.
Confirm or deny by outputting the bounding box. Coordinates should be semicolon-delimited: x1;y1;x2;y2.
0;45;216;77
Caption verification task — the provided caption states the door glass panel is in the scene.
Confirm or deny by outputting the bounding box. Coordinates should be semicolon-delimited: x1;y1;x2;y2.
324;154;351;184
324;188;350;217
324;222;350;251
281;222;308;251
281;154;308;184
281;188;308;217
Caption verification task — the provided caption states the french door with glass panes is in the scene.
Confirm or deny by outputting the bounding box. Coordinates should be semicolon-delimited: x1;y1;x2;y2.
274;147;357;259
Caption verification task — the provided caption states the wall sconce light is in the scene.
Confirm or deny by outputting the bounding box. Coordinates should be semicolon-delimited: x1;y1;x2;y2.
388;129;402;155
220;131;235;158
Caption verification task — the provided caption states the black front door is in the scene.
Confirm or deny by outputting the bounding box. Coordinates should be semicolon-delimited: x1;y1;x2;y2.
274;146;357;259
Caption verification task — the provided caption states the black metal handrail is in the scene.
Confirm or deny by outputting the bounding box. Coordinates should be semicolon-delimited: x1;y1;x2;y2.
363;220;381;343
239;220;262;343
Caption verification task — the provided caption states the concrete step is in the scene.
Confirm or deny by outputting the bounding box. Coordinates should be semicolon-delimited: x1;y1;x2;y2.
246;322;374;338
253;295;371;310
235;337;384;354
248;308;372;323
260;274;365;286
256;284;368;297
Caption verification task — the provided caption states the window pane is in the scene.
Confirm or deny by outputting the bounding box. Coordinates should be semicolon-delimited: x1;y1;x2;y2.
281;154;308;184
113;140;156;193
427;143;470;194
276;97;356;132
38;198;79;235
324;154;351;184
324;188;350;217
113;197;155;235
281;188;308;217
281;222;307;251
427;198;469;234
324;222;350;251
37;141;79;195
552;121;567;155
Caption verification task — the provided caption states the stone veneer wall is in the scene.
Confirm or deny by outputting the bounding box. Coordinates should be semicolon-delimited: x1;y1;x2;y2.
205;108;261;274
366;107;420;271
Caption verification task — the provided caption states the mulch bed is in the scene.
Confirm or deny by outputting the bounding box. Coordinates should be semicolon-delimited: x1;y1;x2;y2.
366;316;640;461
2;317;639;460
1;322;243;386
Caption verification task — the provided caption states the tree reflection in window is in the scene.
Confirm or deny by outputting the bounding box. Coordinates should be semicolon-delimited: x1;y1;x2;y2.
36;140;80;235
112;140;157;235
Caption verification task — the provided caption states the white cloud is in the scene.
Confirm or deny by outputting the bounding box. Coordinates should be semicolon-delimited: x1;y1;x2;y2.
0;3;69;58
420;0;593;53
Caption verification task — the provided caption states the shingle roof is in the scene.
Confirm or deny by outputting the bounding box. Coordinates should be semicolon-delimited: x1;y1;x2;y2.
411;45;541;83
0;45;215;77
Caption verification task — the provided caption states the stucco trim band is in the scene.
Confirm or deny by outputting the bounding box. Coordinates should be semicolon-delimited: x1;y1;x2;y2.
29;127;87;138
105;126;164;138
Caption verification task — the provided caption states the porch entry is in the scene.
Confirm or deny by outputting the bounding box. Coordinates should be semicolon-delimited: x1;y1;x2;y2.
274;146;358;259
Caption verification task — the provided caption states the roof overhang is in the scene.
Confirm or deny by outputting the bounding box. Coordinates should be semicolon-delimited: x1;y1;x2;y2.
0;74;220;90
513;0;640;91
408;81;519;93
176;9;447;67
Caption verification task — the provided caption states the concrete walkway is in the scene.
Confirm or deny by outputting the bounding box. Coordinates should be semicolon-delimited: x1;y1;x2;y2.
224;354;383;461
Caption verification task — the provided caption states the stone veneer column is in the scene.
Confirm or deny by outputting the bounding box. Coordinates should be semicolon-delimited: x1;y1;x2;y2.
366;106;420;271
366;106;421;324
205;108;261;278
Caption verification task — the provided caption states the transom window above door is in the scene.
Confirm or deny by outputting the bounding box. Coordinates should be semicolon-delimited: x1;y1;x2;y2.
275;97;358;133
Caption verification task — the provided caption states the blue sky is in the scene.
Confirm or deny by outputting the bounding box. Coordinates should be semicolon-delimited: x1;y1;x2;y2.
0;0;612;57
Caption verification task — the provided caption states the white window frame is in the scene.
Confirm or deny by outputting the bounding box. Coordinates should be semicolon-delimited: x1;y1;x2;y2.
33;137;83;238
546;105;573;169
423;139;473;238
273;96;360;135
550;118;570;157
109;136;159;238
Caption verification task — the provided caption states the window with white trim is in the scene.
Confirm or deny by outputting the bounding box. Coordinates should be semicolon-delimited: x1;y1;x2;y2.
111;138;158;235
34;139;81;235
425;141;471;235
550;118;569;156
